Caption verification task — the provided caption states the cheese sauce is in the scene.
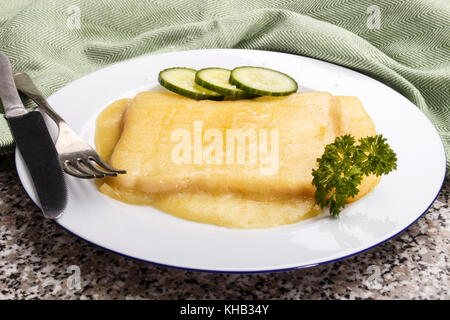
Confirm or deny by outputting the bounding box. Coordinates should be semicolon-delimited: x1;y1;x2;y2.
95;92;380;228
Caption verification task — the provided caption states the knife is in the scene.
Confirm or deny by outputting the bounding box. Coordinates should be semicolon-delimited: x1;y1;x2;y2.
0;52;67;219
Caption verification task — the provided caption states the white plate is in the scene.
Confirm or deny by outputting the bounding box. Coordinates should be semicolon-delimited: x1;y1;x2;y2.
15;49;446;273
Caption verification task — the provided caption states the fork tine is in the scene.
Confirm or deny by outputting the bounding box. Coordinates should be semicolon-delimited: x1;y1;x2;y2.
89;156;126;174
82;158;118;177
75;159;106;179
63;160;96;179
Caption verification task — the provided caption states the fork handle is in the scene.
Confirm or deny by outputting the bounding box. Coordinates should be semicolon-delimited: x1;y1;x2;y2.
13;73;65;124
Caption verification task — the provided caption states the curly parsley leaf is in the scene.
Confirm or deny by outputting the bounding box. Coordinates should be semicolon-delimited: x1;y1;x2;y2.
312;134;397;217
354;135;398;176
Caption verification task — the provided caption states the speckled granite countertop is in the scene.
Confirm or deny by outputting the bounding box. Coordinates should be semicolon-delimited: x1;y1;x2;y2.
0;154;448;300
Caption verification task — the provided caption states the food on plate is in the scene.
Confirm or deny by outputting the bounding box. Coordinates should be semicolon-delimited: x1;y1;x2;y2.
158;67;224;100
229;66;298;96
195;67;256;99
159;66;297;100
312;134;397;216
94;88;394;228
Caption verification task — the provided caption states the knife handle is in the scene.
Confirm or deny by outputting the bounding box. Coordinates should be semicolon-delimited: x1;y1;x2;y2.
0;52;27;118
8;111;67;218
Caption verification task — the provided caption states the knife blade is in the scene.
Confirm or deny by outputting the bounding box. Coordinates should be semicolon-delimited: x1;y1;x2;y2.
0;52;67;219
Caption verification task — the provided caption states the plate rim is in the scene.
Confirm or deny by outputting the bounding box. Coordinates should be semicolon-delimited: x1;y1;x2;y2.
15;48;448;273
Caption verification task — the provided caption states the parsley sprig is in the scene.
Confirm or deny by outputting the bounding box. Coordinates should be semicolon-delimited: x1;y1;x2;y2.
312;134;397;216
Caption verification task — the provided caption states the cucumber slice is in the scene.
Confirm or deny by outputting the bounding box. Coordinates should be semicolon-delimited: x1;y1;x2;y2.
195;68;257;99
158;67;223;100
230;66;298;96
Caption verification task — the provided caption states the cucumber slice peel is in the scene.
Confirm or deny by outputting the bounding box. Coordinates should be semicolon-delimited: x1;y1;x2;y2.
158;67;223;100
230;66;298;96
195;68;257;99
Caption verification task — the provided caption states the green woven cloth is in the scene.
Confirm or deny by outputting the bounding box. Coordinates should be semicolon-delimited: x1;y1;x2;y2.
1;0;449;175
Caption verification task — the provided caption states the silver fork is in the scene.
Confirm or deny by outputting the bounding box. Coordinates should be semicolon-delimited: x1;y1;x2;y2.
13;72;126;179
